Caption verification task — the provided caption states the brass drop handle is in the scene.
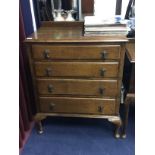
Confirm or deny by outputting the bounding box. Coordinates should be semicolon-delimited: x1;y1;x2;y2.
49;103;55;110
44;49;50;59
100;51;108;60
100;69;106;77
46;68;52;76
99;88;104;95
98;105;104;112
48;84;54;93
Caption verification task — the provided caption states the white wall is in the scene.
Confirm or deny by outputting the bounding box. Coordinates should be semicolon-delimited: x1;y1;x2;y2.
94;0;130;19
94;0;116;18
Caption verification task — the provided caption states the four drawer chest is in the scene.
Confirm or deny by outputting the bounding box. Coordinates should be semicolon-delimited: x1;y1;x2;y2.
25;22;128;138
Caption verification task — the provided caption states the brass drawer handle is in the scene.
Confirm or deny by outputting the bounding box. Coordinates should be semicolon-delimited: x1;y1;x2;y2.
48;84;54;93
44;49;50;59
100;51;108;60
46;68;52;76
99;88;105;95
100;69;106;77
49;103;55;110
98;105;104;112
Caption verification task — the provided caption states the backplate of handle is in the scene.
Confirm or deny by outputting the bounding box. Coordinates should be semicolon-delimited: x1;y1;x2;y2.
48;84;53;93
98;105;104;112
44;49;50;59
49;103;55;110
100;69;106;77
100;51;108;59
46;68;52;76
99;88;104;95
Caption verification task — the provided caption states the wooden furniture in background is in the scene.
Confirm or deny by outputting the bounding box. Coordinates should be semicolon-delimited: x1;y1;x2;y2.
82;0;94;15
122;38;135;138
25;21;127;138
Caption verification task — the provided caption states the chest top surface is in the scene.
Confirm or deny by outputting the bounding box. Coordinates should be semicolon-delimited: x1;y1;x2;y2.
25;21;128;43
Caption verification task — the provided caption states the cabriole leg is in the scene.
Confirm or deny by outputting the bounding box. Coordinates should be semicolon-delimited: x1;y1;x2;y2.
34;114;47;134
36;121;43;134
108;116;122;138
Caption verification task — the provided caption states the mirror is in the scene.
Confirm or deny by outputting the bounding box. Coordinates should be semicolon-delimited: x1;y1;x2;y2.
36;0;81;22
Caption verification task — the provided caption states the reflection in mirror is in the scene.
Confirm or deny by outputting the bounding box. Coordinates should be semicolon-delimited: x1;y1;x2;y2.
36;0;79;22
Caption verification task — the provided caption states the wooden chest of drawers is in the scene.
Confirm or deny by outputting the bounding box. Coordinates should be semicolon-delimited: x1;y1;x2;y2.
25;22;127;138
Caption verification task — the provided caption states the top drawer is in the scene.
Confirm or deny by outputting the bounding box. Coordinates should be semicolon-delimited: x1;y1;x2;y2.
32;45;120;60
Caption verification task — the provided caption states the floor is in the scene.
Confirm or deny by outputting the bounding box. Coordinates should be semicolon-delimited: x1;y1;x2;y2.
21;106;135;155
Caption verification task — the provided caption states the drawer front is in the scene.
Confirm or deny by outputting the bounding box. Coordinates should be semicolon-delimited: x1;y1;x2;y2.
37;79;117;97
32;45;120;60
39;97;116;115
34;62;119;78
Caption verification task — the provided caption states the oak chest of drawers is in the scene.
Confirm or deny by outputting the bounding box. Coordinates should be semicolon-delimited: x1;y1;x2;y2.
25;22;127;138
